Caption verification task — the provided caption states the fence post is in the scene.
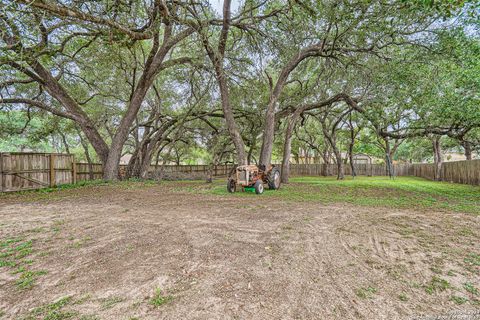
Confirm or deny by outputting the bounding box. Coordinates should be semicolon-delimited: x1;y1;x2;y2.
49;154;56;188
71;155;77;185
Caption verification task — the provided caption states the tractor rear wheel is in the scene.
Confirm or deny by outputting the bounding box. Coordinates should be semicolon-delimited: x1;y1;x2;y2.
227;179;236;193
254;180;264;194
267;167;281;190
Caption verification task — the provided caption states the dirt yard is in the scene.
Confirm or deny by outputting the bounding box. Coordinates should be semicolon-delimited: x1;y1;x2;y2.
1;180;479;319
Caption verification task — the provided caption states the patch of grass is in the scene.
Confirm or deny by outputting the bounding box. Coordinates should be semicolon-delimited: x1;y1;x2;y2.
38;180;110;193
458;228;475;237
11;266;26;274
464;282;479;296
100;296;124;310
79;316;100;320
0;259;16;267
29;296;77;320
1;237;49;290
20;295;99;320
150;288;173;307
16;270;48;289
424;276;450;295
0;237;23;248
182;177;480;214
430;266;443;274
464;253;480;266
73;294;91;306
70;236;92;249
450;295;468;305
398;293;408;301
447;270;456;276
28;227;46;233
355;286;377;299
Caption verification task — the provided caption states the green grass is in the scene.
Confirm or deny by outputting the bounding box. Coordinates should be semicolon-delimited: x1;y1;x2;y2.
5;176;477;214
150;288;173;307
19;295;98;320
16;270;48;289
0;237;48;290
199;176;479;214
100;296;124;310
464;282;479;296
424;276;450;295
27;296;76;320
450;295;469;305
464;253;480;266
355;286;377;299
398;293;408;301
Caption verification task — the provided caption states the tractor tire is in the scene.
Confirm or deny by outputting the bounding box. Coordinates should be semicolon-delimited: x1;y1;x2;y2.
267;167;281;190
227;179;236;193
254;180;264;194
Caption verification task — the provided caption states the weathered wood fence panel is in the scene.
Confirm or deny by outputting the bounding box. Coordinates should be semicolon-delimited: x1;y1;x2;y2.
1;152;479;192
0;153;75;192
411;160;480;186
145;164;236;179
287;163;414;177
442;159;480;185
76;163;103;182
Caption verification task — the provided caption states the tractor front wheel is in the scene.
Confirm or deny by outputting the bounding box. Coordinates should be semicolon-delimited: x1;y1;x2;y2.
254;180;264;194
227;179;236;193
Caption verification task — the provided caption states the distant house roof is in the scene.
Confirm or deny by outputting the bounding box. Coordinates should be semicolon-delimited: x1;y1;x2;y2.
352;153;372;164
120;154;132;165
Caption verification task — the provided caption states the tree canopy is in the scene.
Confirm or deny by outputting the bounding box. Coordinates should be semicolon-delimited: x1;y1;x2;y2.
1;0;479;180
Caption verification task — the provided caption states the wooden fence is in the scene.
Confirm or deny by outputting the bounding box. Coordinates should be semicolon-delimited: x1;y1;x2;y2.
411;160;480;186
1;152;479;192
146;163;235;177
0;153;238;192
0;153;76;192
288;163;414;177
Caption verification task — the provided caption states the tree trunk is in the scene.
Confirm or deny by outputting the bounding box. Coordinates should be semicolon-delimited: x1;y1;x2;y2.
348;115;357;178
201;0;247;166
61;133;70;154
432;136;443;181
126;148;140;179
348;140;356;178
246;137;256;165
78;131;95;180
384;139;394;178
379;134;401;179
30;61;110;164
139;144;158;179
259;40;329;167
462;140;472;160
101;28;193;180
321;149;331;165
385;152;394;178
206;153;220;183
349;152;356;178
212;65;246;165
281;112;302;183
320;118;344;180
26;26;193;181
334;150;344;180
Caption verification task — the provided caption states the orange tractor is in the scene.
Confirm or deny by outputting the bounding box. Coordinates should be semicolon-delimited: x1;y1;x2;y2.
227;164;281;194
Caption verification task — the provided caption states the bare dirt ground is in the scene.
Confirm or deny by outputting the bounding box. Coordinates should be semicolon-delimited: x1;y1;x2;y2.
1;181;479;319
